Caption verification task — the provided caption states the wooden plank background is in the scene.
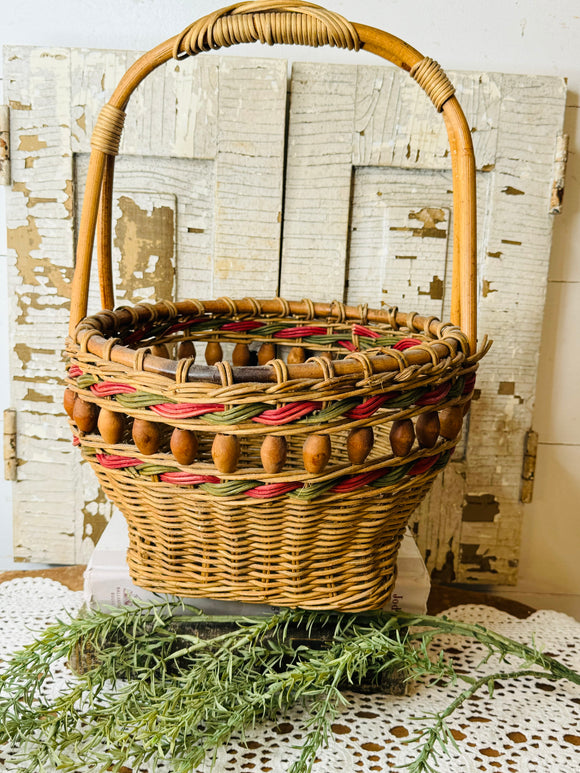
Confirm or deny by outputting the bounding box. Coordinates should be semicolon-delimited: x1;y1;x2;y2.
4;49;567;586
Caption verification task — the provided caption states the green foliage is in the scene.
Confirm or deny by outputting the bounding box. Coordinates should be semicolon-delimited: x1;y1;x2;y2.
0;601;578;772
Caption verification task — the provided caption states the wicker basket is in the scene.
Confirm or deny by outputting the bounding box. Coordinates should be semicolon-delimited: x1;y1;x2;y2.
65;1;489;612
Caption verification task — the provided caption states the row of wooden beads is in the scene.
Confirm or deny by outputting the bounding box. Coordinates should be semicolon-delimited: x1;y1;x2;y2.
66;389;463;475
152;341;311;366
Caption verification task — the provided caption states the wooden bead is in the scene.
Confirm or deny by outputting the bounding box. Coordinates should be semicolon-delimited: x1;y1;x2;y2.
416;412;440;449
211;434;240;474
132;419;161;455
63;388;77;419
389;419;415;457
346;427;374;464
97;409;125;445
438;406;464;440
303;434;331;474
260;435;287;474
232;342;252;366
205;341;223;365
151;343;170;359
170;428;198;465
177;340;196;361
287;346;306;364
72;399;99;433
258;342;276;365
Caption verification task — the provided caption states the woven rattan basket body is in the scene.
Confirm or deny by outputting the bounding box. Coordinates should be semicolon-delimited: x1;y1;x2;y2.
66;1;488;612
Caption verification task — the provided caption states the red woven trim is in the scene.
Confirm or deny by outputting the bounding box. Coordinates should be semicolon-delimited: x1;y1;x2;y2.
245;482;302;498
352;324;381;339
331;467;388;492
165;317;205;334
221;320;263;332
72;436;80;446
252;401;322;426
345;395;393;420
408;455;439;476
416;382;451;405
273;326;327;339
463;373;477;394
393;338;422;350
159;472;220;485
68;366;83;378
124;325;154;345
339;340;357;351
96;453;142;469
91;383;137;396
89;450;446;495
150;403;225;419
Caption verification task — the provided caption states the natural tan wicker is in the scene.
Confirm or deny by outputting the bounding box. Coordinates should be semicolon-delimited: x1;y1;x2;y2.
65;1;489;612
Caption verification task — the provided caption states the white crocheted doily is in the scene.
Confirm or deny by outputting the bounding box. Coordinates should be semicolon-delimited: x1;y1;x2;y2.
1;577;579;772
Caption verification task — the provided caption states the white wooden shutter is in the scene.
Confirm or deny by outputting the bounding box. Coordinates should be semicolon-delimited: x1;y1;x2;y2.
4;50;566;586
281;63;566;585
4;47;286;563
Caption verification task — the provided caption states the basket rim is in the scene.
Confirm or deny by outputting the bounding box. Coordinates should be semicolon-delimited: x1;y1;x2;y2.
70;297;489;386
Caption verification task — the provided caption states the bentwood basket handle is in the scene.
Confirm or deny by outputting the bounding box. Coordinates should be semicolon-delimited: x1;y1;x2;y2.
69;0;477;352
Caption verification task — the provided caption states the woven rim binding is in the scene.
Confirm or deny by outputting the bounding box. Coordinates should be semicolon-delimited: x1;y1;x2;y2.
70;297;487;386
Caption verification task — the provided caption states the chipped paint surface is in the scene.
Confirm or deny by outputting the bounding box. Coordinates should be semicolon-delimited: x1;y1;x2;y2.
284;62;566;586
348;201;451;320
5;46;286;563
391;207;448;239
482;279;497;297
18;134;47;152
8;214;72;296
9;100;31;111
114;196;175;305
24;388;54;403
5;29;79;558
14;343;55;368
462;494;500;523
418;275;444;300
82;488;110;546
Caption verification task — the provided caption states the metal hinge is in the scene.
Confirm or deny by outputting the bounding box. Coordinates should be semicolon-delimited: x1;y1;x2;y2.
520;429;538;504
0;105;10;186
3;408;17;481
549;133;569;214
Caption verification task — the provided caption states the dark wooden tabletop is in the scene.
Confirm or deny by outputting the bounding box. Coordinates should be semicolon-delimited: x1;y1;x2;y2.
0;565;536;619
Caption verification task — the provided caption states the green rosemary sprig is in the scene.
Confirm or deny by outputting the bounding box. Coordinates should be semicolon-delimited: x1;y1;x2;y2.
0;601;578;773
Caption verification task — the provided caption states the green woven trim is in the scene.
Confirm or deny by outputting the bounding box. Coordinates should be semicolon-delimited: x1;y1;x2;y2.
289;479;336;500
447;376;465;399
164;317;225;337
433;449;453;470
358;336;400;350
137;463;180;476
199;480;258;497
115;392;177;408
203;404;268;425
76;374;99;389
298;398;359;424
305;334;351;346
369;465;409;488
387;389;425;409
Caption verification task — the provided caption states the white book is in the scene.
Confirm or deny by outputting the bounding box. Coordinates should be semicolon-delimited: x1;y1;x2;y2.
84;510;430;615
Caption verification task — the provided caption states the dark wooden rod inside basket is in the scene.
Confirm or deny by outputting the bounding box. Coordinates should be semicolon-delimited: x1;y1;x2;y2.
85;333;460;383
69;2;477;360
80;298;466;383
